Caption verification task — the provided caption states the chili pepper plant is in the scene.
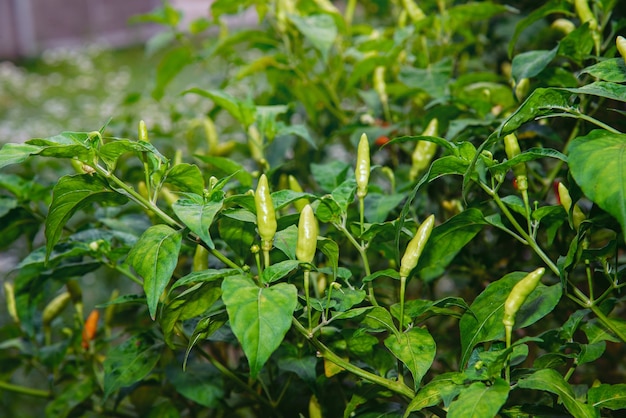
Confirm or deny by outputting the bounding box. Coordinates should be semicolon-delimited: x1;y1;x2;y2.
1;0;626;417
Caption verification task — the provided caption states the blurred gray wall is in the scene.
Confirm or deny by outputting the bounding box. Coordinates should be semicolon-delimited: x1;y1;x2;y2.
0;0;161;58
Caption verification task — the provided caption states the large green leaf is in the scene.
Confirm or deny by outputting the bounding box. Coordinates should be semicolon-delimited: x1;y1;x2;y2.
153;46;193;100
165;163;205;195
172;193;223;249
161;282;222;348
459;272;561;366
127;224;182;320
511;45;558;82
588;384;626;410
563;82;626;103
399;59;453;99
167;364;224;408
288;14;337;59
507;0;570;57
568;130;626;243
0;143;43;169
517;369;599;418
384;327;436;389
45;174;128;260
404;373;463;416
185;88;256;127
221;275;298;378
195;155;253;187
579;58;626;83
447;378;509;418
416;209;487;281
498;88;574;135
103;333;162;399
99;139;166;171
45;378;94;418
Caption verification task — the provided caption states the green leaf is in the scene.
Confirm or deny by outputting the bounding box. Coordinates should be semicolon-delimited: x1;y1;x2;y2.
45;378;94;418
588;383;626;410
459;272;561;366
103;333;161;399
311;160;350;193
317;237;339;280
195;155;253;187
489;148;568;177
161;282;222;348
45;174;128;260
404;373;463;415
498;88;574;135
511;45;559;82
167;364;224;408
172;194;223;249
568;130;626;243
399;59;453;99
276;124;317;149
517;369;599;418
416;209;487;281
221;275;298;378
171;268;238;292
127;225;182;320
153;46;193;100
384;327;436;389
27;132;95;160
262;259;301;284
507;0;571;57
166;163;205;195
218;215;257;260
563;82;626;103
183;312;228;370
185;88;256;127
99;139;165;171
579;58;626;82
0;143;43;169
364;193;405;223
363;268;400;283
558;22;595;64
274;224;298;260
447;378;510;418
288;14;337;59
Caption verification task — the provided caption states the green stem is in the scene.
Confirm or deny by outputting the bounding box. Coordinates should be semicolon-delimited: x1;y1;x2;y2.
292;318;414;399
209;247;242;271
345;0;357;29
0;380;51;398
111;262;143;286
304;269;312;331
335;222;377;306
399;276;407;332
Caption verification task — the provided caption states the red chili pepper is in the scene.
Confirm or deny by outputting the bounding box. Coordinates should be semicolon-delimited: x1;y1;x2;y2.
375;136;390;146
82;309;100;349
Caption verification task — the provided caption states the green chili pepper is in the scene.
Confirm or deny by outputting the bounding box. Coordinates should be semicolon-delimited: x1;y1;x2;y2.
42;292;71;327
504;133;528;192
193;244;209;272
503;267;545;336
255;174;277;252
288;175;309;212
4;282;19;324
356;133;370;199
575;0;600;53
410;118;439;181
138;120;149;142
557;182;585;230
617;36;626;65
296;204;319;265
401;0;425;23
399;214;435;278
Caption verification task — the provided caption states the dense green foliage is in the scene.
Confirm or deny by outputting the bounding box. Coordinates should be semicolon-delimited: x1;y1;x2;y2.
2;0;626;416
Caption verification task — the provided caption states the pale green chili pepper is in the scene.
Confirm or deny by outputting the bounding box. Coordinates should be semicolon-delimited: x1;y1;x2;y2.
410;118;439;181
617;36;626;65
399;214;435;278
356;133;370;199
503;267;545;343
558;182;585;230
296;204;319;264
504;133;528;192
255;174;277;252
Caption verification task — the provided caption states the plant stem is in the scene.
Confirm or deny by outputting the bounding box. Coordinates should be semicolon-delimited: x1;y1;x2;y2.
335;222;378;305
304;269;312;330
292;318;415;399
0;380;51;398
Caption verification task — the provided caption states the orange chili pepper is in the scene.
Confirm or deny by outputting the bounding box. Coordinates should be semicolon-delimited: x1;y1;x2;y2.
82;309;100;349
